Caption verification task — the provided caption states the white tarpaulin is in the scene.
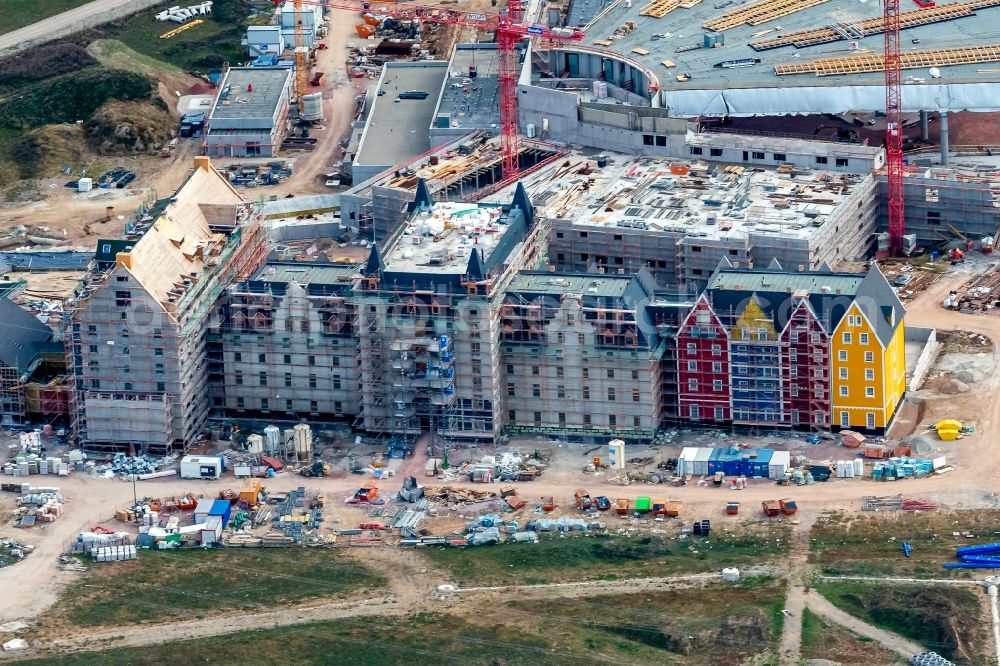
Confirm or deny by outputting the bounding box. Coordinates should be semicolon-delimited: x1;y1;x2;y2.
661;82;1000;117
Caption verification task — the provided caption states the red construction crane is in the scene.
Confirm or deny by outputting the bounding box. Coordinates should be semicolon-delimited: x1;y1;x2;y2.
273;0;585;178
883;0;905;255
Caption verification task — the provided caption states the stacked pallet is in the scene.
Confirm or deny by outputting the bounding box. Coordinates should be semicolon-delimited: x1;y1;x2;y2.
775;43;1000;75
639;0;681;17
704;0;829;31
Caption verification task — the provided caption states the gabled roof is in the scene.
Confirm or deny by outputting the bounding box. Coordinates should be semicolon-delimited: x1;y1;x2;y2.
0;299;52;374
853;264;905;346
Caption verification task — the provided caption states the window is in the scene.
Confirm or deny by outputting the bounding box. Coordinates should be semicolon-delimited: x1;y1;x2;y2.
634;416;642;428
687;360;697;372
927;211;941;225
839;368;848;379
582;386;590;400
773;152;786;161
258;353;266;363
237;397;245;410
583;414;592;427
632;388;640;402
532;384;541;398
838;350;847;361
835;157;849;167
689;405;700;419
859;333;869;345
752;151;765;160
839;386;848;397
714;379;723;391
686;343;696;354
507;383;515;397
607;368;615;379
88;325;97;335
557;367;565;379
534;411;542;424
865;351;874;362
124;382;132;391
309;374;317;389
154;348;163;357
283;354;291;364
842;332;852;344
840;411;849;427
812;333;821;343
157;382;165;392
815;411;825;425
558;412;566;427
742;150;749;161
115;290;131;306
233;352;242;362
608;387;616;401
332;357;340;367
715;406;724;420
261;398;269;411
814;368;823;378
286;399;294;411
88;344;98;353
471;342;481;355
308;355;316;366
710;148;723;157
285;373;292;387
815;156;828;165
507;364;514;375
865;387;875;398
582;368;589;380
632;370;639;380
531;366;540;376
688;379;698;392
867;412;876;429
712;344;721;356
509;410;517;422
865;368;874;381
259;372;267;386
690;146;703;155
712;362;722;373
643;134;654;146
557;385;566;398
655;136;667;147
235;371;243;385
333;377;341;390
791;386;799;397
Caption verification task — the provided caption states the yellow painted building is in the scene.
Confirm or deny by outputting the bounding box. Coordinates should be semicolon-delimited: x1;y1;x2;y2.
830;267;907;431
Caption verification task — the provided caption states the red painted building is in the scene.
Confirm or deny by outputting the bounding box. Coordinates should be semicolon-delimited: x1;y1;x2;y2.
676;295;730;423
781;293;830;429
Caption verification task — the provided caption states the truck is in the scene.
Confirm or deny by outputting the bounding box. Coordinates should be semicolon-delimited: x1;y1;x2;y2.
574;488;592;510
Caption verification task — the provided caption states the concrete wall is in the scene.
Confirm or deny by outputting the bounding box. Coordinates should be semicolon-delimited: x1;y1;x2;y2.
687;134;883;175
905;326;937;391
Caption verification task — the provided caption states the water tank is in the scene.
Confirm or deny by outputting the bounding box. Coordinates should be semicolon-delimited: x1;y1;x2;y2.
607;439;626;470
722;567;741;582
77;177;93;192
293;423;313;462
246;434;264;454
300;92;324;121
263;425;281;455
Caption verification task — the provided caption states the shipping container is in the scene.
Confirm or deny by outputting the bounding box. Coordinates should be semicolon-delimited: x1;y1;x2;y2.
707;448;724;475
748;448;774;478
180;455;223;480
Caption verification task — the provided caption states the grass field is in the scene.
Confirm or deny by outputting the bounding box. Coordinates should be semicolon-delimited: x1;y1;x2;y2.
23;584;786;665
41;549;384;629
814;580;986;663
810;508;1000;578
423;527;790;586
800;608;904;665
0;0;92;36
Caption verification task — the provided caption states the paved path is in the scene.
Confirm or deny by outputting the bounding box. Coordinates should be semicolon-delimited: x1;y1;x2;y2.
0;0;162;55
804;589;926;659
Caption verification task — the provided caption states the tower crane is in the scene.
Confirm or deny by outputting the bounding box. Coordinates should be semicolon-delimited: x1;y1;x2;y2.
883;0;905;255
273;0;585;178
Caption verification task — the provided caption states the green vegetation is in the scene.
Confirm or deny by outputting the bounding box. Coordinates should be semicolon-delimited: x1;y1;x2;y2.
810;509;1000;578
77;0;256;72
814;580;986;663
42;549;385;629
25;584;785;665
424;528;790;586
0;0;93;36
800;607;903;665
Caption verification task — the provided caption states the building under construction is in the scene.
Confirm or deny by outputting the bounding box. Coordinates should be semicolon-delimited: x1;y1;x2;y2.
65;158;268;455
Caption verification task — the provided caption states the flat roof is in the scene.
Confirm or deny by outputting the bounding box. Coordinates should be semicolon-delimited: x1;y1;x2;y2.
211;67;291;121
355;62;448;167
707;269;865;294
563;0;1000;114
508;272;635;298
253;262;358;285
493;152;868;242
436;44;502;131
382;201;511;274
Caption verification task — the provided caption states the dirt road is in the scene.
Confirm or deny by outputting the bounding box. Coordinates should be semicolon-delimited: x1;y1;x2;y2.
0;0;163;55
777;513;817;666
803;588;925;658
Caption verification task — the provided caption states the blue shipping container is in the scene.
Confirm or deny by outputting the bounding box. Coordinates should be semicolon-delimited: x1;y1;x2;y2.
209;499;233;528
749;448;774;477
707;448;725;475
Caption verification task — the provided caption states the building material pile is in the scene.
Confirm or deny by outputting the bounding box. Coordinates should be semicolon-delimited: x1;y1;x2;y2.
871;455;947;480
945;541;1000;569
423;485;497;504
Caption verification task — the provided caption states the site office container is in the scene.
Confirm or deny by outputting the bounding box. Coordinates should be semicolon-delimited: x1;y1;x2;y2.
748;448;774;478
180;455;223;480
768;451;791;479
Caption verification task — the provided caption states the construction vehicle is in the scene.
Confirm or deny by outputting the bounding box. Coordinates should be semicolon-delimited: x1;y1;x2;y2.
300;460;331;477
353;481;378;502
574;488;592;510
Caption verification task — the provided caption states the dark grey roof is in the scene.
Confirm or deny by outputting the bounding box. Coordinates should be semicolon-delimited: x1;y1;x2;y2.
854;264;906;347
0;299;52;373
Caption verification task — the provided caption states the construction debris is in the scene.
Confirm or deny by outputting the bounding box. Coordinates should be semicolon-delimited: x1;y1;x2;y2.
423;485;497;504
